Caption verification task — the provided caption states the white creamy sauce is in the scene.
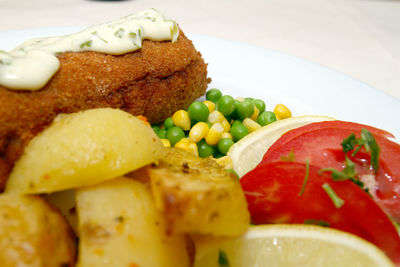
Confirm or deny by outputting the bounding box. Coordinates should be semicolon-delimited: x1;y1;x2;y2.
0;9;179;91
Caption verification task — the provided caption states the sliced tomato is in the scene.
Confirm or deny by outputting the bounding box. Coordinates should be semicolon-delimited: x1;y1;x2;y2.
262;125;400;222
240;161;400;264
263;120;394;160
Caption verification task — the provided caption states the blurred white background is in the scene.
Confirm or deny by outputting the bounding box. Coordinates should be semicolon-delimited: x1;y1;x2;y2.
1;0;399;100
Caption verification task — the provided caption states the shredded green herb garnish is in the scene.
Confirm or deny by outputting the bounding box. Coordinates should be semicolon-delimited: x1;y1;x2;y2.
218;250;230;267
145;16;156;22
319;156;356;181
322;183;345;208
320;163;370;195
361;129;380;172
304;219;331;227
341;133;357;152
341;129;380;173
80;40;92;49
394;221;400;235
320;129;380;195
298;159;310;196
281;149;295;162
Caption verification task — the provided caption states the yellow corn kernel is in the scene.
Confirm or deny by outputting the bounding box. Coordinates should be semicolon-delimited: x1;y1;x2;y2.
203;100;215;113
174;137;190;150
221;132;233;140
187;141;199;157
208;110;225;124
205;122;224;145
189;122;209;142
274;104;292;120
160;138;171;147
250;106;260;121
172;110;191;131
243;118;261;133
220;118;231;132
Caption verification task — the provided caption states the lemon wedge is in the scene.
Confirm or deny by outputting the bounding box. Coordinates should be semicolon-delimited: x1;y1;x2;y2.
227;115;335;177
193;224;394;267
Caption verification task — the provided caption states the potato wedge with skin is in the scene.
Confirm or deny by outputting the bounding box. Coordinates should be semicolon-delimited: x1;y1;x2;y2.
0;194;76;267
76;177;191;267
6;108;163;194
147;148;250;237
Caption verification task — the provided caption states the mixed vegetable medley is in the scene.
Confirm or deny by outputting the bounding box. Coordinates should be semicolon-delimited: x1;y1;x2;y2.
151;88;400;266
151;88;292;158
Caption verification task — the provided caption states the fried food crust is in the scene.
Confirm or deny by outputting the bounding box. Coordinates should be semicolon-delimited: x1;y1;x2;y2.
0;32;210;189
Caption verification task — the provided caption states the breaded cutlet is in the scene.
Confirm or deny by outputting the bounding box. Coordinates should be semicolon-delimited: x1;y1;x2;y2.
0;31;211;189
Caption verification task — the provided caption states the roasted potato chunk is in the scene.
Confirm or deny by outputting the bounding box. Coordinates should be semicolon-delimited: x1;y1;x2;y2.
76;177;191;267
146;148;250;237
0;194;76;267
6;108;163;194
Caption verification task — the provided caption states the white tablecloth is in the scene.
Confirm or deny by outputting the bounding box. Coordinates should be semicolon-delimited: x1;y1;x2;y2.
1;0;399;100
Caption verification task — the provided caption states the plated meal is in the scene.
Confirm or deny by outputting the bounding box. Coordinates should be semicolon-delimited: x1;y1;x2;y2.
0;8;399;267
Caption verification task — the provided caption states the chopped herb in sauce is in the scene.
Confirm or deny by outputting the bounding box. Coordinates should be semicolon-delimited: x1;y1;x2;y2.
91;31;108;44
0;9;179;91
80;40;93;49
114;28;125;38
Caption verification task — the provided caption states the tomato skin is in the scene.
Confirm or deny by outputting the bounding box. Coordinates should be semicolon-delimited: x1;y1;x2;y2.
263;120;394;160
262;126;400;222
240;161;400;264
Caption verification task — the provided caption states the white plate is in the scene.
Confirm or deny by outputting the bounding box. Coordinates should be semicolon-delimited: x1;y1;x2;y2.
1;27;400;138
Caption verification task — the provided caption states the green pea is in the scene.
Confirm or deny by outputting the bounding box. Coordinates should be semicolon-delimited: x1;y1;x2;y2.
257;111;277;126
198;140;215;158
188;101;209;122
163;117;174;130
245;97;254;102
253;99;266;113
157;129;166;139
151;125;160;133
217;95;236;116
231;119;243;128
230;122;249;142
236;101;254;120
166;126;185;146
214;151;225;158
229;100;241;120
206;88;222;103
218;138;234;155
